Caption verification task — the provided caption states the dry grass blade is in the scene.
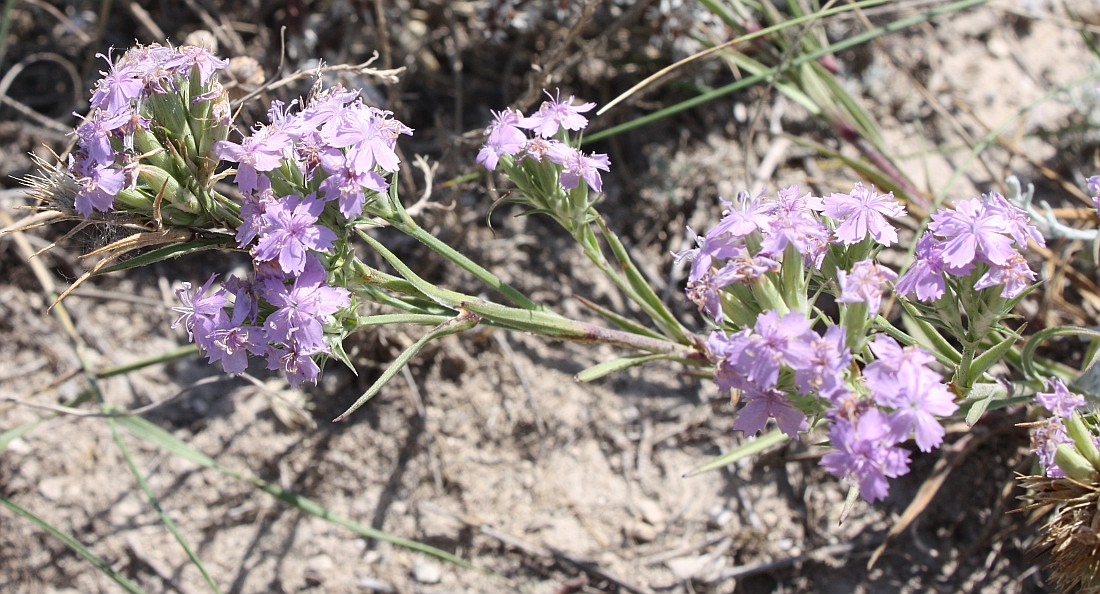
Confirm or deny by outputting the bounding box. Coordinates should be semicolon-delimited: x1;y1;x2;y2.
1017;473;1100;592
53;228;194;306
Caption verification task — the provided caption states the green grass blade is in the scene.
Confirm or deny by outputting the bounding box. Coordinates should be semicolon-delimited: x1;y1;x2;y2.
585;0;987;144
112;415;483;572
96;345;199;378
576;353;673;383
0;495;149;594
107;417;222;593
684;429;788;477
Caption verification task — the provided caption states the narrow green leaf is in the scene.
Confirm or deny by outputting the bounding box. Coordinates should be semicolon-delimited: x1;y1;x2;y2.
576;353;671;383
108;418;222;593
98;237;234;274
0;421;40;452
0;495;148;594
97;345;199;378
969;332;1020;381
684;429;788;477
335;312;480;421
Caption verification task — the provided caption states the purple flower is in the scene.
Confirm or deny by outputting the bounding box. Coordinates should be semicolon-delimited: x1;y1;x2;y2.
732;387;808;438
546;143;611;192
673;226;745;283
477;108;527;171
172;275;228;352
173;44;229;85
253;194;338;276
1035;378;1085;418
323;105;406;174
791;325;851;402
89;49;146;115
759;211;830;262
821;183;905;246
821;409;911;503
740;310;815;390
262;256;350;352
214;125;293;194
1031;416;1072;478
875;365;957;452
863;335;936;387
520;89;596;138
75;110;129;166
982;191;1045;248
972;251;1035;298
684;265;741;323
773;185;823;218
266;343;325;386
929;198;1016;267
707;328;752;392
836;259;897;314
709;191;775;239
73;163;126;217
894;232;948;302
204;298;265;374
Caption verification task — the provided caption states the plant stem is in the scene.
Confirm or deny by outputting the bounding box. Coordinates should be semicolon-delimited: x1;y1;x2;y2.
353;231;704;360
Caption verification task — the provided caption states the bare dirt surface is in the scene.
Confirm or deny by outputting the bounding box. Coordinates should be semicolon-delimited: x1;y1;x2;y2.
2;1;1099;592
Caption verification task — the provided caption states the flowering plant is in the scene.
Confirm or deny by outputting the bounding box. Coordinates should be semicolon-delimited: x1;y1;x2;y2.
13;43;1100;583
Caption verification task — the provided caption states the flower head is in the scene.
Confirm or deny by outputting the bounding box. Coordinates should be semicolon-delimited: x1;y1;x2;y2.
1035;378;1085;419
520;89;596;138
821;409;912;502
253;194;338;276
929;198;1017;267
836;259;897;314
821;183;905;246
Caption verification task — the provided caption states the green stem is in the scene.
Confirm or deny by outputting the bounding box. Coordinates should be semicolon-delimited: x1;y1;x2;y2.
390;204;540;311
354;229;702;359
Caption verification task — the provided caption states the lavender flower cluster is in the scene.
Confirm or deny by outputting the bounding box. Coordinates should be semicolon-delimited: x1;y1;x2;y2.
476;90;609;190
1030;378;1091;477
679;183;968;501
170;83;417;385
895;192;1043;302
70;44;230;219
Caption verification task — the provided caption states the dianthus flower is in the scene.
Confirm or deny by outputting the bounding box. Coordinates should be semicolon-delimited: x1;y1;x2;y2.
928;198;1016;267
546;143;610;192
732;387;808;438
836;259;897;314
89;49;146;115
873;364;957;452
253;194;338;276
73;163;126;217
520;89;596;138
972;251;1035;298
820;182;905;246
709;191;775;239
172;275;228;353
1035;378;1085;419
791;325;851;402
476;108;527;171
261;256;350;353
739;310;815;390
893;232;948;302
821;409;911;503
